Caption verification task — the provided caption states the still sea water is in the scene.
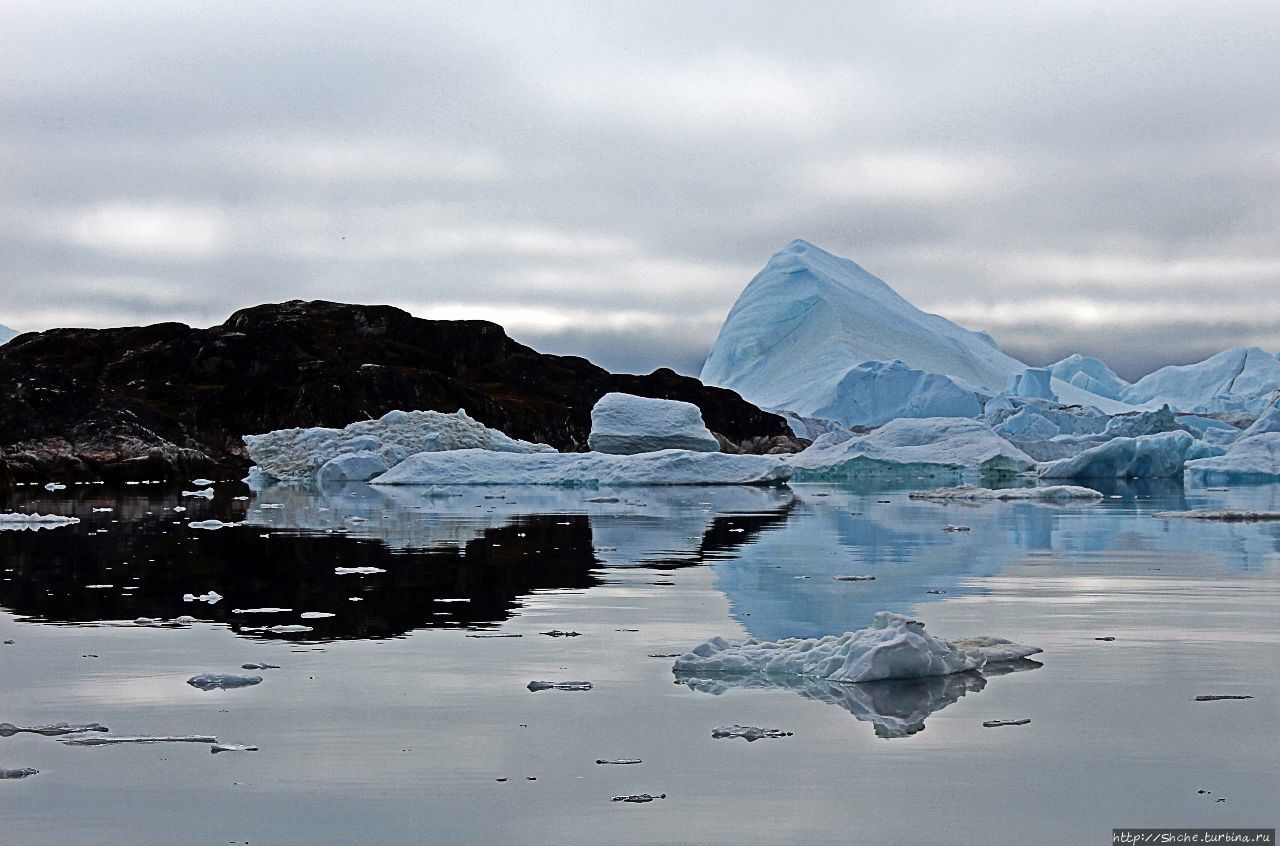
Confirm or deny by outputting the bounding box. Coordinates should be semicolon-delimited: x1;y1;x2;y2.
2;479;1278;845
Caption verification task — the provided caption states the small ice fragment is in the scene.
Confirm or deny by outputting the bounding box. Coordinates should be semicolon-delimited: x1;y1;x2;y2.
241;662;281;670
85;584;113;589
0;721;108;737
233;496;248;501
711;725;793;741
264;625;312;633
173;616;197;625
0;512;80;529
586;496;619;503
59;734;217;746
465;633;522;638
92;507;113;513
183;591;222;604
182;488;215;499
611;793;665;803
435;598;469;603
0;767;39;779
541;630;582;637
348;597;363;602
982;719;1031;727
191;478;215;486
134;617;159;625
335;566;385;575
943;524;971;532
172;506;186;513
1193;695;1253;702
300;612;335;619
833;575;876;582
187;672;263;690
1154;509;1280;522
188;520;242;530
527;680;593;692
232;608;292;614
926;589;946;595
210;743;258;753
258;503;284;509
346;516;368;523
595;759;643;765
44;482;66;491
1095;636;1116;642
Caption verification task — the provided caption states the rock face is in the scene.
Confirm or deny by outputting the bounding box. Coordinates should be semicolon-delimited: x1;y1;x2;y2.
587;392;720;454
0;300;788;483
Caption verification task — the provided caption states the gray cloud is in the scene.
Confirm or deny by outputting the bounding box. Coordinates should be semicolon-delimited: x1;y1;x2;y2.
3;1;1279;379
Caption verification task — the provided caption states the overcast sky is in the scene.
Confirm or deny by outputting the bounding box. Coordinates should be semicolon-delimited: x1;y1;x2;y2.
3;1;1279;380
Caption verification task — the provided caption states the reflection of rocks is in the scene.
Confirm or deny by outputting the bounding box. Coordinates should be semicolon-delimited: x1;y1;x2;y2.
674;660;1040;739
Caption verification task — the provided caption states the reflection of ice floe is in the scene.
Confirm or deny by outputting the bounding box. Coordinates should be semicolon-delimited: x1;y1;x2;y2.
673;612;1040;684
1154;509;1280;522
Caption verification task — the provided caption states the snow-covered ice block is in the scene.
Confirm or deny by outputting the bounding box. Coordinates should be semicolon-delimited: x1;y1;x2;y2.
907;484;1103;502
1039;431;1198;479
370;448;792;487
244;408;555;483
672;611;1040;684
788;418;1035;480
1185;432;1280;483
587;392;719;454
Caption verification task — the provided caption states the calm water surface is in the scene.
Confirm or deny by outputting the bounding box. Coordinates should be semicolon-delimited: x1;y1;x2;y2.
2;479;1278;845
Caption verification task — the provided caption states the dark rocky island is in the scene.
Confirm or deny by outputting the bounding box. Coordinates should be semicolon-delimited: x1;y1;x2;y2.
0;300;795;486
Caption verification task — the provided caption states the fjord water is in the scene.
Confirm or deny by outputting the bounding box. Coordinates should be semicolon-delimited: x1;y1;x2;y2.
2;481;1277;845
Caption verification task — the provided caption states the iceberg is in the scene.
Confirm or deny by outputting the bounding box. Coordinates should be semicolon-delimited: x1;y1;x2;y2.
671;611;1040;684
787;418;1035;480
1185;432;1280;483
1049;354;1129;400
907;484;1103;502
700;240;1134;425
1009;368;1057;402
1122;346;1280;413
1039;431;1199;479
369;448;792;487
244;408;555;483
587;392;719;454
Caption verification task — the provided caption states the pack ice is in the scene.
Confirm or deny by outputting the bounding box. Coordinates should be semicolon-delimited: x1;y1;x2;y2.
587;392;719;454
672;611;1040;684
369;448;791;487
244;409;555;483
787;418;1035;480
699;240;1131;426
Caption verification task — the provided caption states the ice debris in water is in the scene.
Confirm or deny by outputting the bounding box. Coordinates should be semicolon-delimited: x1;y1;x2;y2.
611;793;666;803
300;611;335;619
335;566;386;575
210;743;258;753
44;482;66;491
1;767;39;779
527;680;593;692
59;734;218;746
241;662;281;670
1154;509;1280;522
183;592;223;604
673;611;1040;684
908;484;1104;502
232;608;292;614
1194;695;1253;702
595;759;642;765
182;488;215;499
245;625;314;634
943;525;971;532
982;718;1030;727
186;673;263;690
0;722;108;737
191;478;215;486
0;513;80;530
188;519;242;530
711;725;793;741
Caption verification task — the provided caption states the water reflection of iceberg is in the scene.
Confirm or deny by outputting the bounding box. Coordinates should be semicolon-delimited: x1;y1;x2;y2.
674;660;1041;739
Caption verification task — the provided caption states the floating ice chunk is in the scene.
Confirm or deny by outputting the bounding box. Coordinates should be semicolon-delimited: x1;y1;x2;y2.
91;507;113;513
982;718;1030;727
134;617;160;625
587;393;720;454
710;725;793;741
0;513;80;531
188;520;242;530
182;591;223;604
1193;694;1253;702
908;484;1103;502
527;680;593;692
1154;509;1280;522
173;615;197;625
611;793;665;803
943;525;971;532
1185;432;1280;483
59;734;218;746
241;662;281;670
370;448;791;487
0;767;39;779
43;482;66;491
0;721;108;737
187;672;263;690
210;743;258;753
232;607;292;614
172;506;186;513
244;408;555;483
673;611;1040;684
262;625;313;634
191;478;215;486
1039;431;1197;479
788;418;1035;480
182;488;215;499
299;611;335;619
595;758;642;765
334;566;386;575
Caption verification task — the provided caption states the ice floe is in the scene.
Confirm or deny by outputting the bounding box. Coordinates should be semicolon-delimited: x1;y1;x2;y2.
587;392;720;454
58;734;218;746
788;418;1035;480
183;591;223;604
527;680;593;692
369;448;791;487
210;743;259;753
334;566;385;575
710;725;793;741
907;484;1103;503
0;721;108;737
182;488;215;499
0;767;39;779
188;519;242;530
186;672;263;690
672;611;1039;684
244;408;555;483
0;513;80;530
